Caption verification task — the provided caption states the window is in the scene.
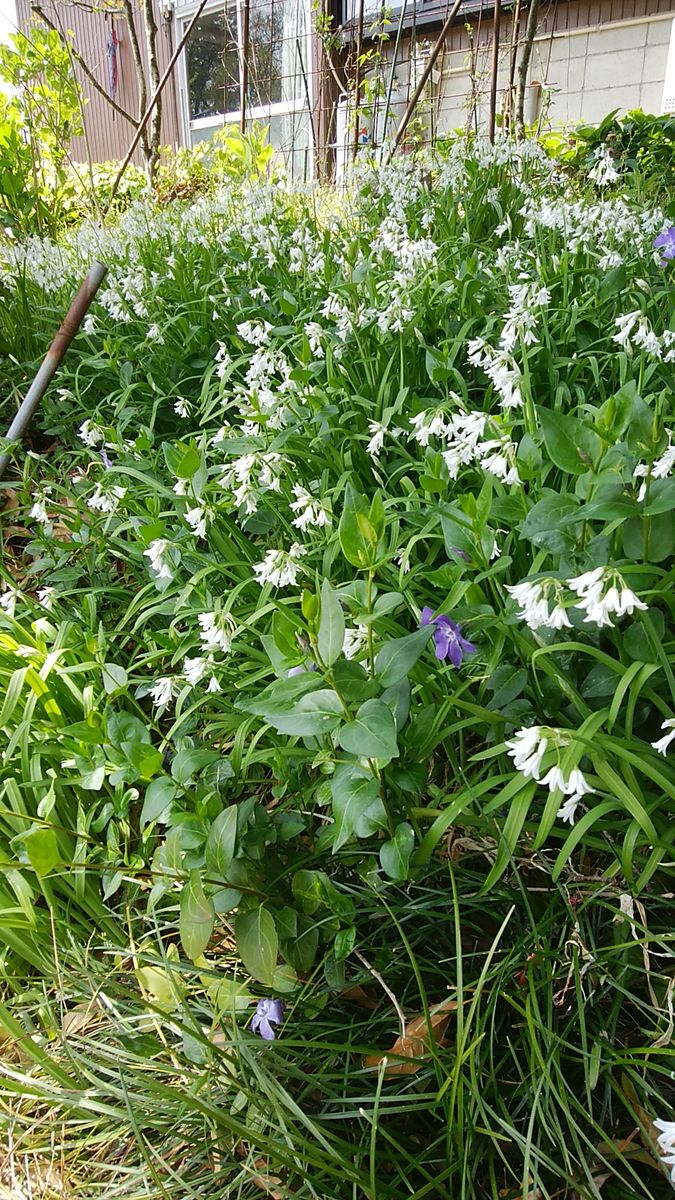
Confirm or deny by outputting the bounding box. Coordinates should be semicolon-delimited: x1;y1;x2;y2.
177;0;310;165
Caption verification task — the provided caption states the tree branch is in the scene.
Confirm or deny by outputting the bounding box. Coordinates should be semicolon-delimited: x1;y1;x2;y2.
31;1;140;127
120;0;150;164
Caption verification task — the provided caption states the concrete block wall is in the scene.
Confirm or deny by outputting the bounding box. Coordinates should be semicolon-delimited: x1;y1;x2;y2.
383;9;674;136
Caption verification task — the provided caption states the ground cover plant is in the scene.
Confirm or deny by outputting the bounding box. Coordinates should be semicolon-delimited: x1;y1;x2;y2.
0;136;675;1198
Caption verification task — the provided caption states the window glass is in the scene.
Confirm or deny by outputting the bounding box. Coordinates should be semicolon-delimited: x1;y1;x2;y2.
185;6;240;118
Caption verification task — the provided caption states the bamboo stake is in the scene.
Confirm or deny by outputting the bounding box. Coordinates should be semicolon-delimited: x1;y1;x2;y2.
0;263;108;479
487;0;501;143
103;0;211;215
383;0;462;165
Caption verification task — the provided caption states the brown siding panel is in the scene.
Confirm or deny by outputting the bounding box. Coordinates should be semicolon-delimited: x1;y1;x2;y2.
16;0;182;163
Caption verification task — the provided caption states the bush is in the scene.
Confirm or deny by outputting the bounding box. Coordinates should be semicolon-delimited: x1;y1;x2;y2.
1;137;675;1197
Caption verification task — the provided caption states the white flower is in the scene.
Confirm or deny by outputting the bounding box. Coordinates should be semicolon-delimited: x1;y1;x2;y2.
557;794;583;824
539;765;567;793
30;492;50;524
183;656;209;685
567;568;647;627
215;344;232;378
506;726;548;779
343;624;369;660
147;323;164;343
654;1118;675;1182
506;579;571;631
37;586;56;610
144;539;177;581
206;675;221;693
150;677;175;708
565;767;592;796
588;146;619;187
174;398;191;418
236;320;272;346
198;611;233;653
0;588;18;616
409;409;447;446
87;484;126;514
290;485;331;531
185;505;211;540
366;421;388;458
652;718;675;756
634;434;675;501
253;543;307;588
79;419;104;448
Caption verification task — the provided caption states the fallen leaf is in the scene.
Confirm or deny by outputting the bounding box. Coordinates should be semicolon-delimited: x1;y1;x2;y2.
363;995;458;1076
342;984;379;1009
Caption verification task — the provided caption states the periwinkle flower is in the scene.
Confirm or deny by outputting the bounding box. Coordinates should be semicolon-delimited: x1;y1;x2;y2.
251;997;284;1041
420;606;476;667
654;227;675;266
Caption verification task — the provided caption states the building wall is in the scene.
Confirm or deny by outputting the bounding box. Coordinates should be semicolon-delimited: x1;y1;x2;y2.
16;0;181;162
374;0;673;140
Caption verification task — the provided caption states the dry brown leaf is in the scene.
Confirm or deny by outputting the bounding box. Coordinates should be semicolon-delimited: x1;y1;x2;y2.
363;995;458;1076
250;1158;285;1198
341;985;379;1009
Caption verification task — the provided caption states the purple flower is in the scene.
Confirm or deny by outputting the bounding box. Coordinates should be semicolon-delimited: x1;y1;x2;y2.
420;606;476;668
654;227;675;266
251;997;284;1041
99;449;113;470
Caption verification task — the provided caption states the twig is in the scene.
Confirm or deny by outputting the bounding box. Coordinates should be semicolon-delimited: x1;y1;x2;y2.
102;0;210;216
384;0;462;164
355;950;406;1041
31;2;139;127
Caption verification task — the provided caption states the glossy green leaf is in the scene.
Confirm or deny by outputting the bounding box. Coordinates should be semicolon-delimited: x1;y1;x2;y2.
337;699;398;759
318;579;345;666
234;905;278;985
180;871;215;960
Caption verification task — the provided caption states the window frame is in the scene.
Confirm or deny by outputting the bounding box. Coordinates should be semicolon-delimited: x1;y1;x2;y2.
175;0;312;146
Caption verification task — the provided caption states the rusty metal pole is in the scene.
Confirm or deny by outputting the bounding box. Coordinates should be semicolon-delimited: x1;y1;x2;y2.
0;262;108;480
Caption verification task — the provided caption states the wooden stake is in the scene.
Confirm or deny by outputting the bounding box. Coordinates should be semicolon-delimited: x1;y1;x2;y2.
384;0;462;164
487;0;501;143
240;0;250;135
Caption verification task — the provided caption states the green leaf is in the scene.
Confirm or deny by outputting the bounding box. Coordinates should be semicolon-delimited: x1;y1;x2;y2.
330;764;381;851
334;925;356;962
22;827;60;877
487;665;528;710
180;871;215;960
537;407;600;474
379;822;414;881
270;689;343;737
234;905;278;985
375;626;432;688
519;494;579;552
205;806;238;878
339;484;379;568
237;672;323;718
102;662;128;695
318;579;345;666
337;699;398;759
171;747;222;786
140;777;177;828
